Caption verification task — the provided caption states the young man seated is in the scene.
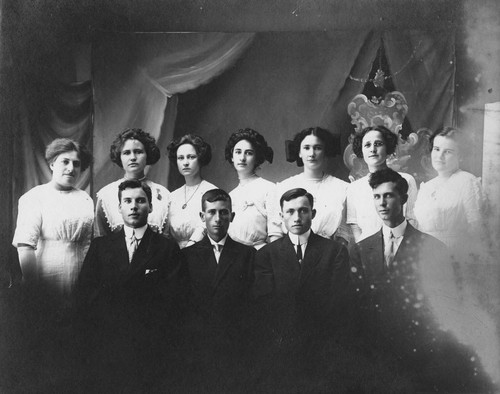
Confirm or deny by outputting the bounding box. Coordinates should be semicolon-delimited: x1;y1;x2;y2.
351;168;494;392
182;188;255;335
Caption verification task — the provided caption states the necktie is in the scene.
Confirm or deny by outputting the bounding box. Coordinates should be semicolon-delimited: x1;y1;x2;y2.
385;231;396;267
128;230;138;263
214;244;223;263
296;242;303;263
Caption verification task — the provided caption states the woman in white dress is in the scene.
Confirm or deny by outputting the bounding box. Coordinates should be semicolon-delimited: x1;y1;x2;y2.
167;134;216;248
224;128;280;249
95;128;170;237
13;138;94;299
414;129;500;383
414;127;486;251
276;127;350;245
347;125;417;242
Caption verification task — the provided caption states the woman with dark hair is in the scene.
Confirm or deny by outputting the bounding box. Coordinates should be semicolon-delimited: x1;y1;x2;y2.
414;127;486;249
13;138;94;298
275;127;350;244
346;125;417;242
95;128;170;237
167;134;217;248
224;128;280;248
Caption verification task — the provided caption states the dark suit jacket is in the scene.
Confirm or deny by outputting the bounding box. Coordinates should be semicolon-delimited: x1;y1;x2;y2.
350;223;493;391
78;226;186;317
182;235;255;329
350;222;452;328
253;232;350;333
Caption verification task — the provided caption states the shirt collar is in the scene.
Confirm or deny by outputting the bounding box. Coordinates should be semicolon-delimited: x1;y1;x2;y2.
208;234;228;248
382;220;407;239
288;229;311;246
124;224;148;239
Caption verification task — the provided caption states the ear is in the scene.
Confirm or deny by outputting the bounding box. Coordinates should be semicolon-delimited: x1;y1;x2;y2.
49;161;54;171
230;212;235;223
401;194;408;206
148;203;153;214
279;211;284;219
199;211;206;223
311;209;317;219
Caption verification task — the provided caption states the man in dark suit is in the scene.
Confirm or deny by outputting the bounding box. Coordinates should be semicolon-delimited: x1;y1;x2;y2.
253;187;350;336
77;180;186;391
182;188;255;334
249;187;354;391
78;180;185;314
180;189;255;390
351;168;493;392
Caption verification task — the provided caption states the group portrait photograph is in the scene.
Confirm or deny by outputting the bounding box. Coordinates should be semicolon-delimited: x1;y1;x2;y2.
0;0;500;392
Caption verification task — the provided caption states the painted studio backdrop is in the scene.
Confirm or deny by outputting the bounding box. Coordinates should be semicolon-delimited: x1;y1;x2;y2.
8;30;500;382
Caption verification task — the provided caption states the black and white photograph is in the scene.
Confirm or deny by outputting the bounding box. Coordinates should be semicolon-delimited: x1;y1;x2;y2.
1;0;499;392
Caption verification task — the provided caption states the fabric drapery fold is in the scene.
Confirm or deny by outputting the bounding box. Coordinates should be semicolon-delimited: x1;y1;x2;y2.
384;30;456;131
16;80;93;193
92;32;255;193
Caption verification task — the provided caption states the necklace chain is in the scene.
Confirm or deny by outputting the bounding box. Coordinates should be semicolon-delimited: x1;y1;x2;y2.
182;182;202;209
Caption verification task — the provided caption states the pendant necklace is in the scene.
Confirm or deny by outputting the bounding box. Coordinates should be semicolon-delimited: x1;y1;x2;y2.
182;182;202;209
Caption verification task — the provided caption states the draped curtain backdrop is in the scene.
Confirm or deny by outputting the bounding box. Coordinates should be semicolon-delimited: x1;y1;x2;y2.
91;32;255;193
385;30;456;129
13;29;456;201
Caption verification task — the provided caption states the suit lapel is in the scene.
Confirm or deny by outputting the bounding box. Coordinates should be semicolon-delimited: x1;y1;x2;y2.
299;233;322;285
393;222;418;266
279;235;301;283
194;236;218;288
128;227;157;277
213;236;237;289
108;229;130;273
364;230;386;278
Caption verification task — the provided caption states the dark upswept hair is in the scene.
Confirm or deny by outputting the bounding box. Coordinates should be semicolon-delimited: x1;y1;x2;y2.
224;128;274;167
167;134;212;167
352;125;398;159
118;179;152;205
279;188;314;209
201;188;232;211
429;126;470;156
293;127;336;167
368;168;408;200
45;138;92;171
109;128;161;168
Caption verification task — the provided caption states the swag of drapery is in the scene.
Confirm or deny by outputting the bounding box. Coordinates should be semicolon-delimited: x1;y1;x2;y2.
91;32;256;194
15;29;456;197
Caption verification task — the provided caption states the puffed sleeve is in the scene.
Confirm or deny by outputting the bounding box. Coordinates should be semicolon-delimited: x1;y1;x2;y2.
265;182;283;239
94;196;112;238
12;191;42;248
403;173;418;227
345;183;358;226
463;175;484;232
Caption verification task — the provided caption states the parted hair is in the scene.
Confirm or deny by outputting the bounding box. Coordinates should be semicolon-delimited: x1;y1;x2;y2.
429;126;470;156
293;127;336;167
118;179;152;205
368;168;408;199
225;128;274;167
167;134;212;167
279;187;314;209
352;125;398;158
201;188;232;211
45;138;92;171
109;128;160;168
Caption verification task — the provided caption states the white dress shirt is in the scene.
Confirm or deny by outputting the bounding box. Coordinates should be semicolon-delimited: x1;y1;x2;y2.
207;234;228;263
124;224;147;262
382;220;407;265
288;229;311;261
